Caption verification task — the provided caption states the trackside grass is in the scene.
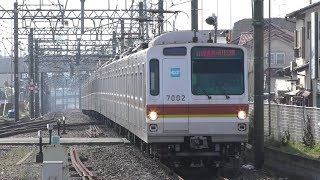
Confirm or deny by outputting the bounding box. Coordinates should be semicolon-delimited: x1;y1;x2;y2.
266;140;320;159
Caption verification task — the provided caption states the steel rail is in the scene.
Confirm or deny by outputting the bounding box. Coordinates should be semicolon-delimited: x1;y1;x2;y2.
70;147;95;180
0;122;98;137
0;119;57;131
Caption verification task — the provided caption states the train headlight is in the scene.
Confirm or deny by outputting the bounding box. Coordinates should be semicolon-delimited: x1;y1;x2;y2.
237;110;247;120
148;111;158;121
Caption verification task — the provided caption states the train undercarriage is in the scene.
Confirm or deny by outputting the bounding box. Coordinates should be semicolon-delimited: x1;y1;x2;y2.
83;109;246;170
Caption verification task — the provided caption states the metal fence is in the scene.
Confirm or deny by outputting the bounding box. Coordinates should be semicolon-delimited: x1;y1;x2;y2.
249;103;320;143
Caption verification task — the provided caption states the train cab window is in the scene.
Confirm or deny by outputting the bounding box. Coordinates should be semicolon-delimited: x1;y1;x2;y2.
149;59;159;96
191;47;245;95
163;47;187;56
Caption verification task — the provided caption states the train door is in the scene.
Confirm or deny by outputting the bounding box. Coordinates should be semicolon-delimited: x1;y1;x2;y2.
162;58;189;132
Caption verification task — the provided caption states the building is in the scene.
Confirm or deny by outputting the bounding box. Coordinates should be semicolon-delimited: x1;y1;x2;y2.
231;19;295;100
285;2;320;107
0;56;28;101
231;18;295;42
0;56;28;115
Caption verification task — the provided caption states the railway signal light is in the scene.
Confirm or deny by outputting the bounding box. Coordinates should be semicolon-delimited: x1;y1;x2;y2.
206;13;218;43
205;14;217;25
28;80;40;93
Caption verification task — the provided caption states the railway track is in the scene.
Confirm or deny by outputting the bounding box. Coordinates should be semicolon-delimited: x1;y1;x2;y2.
0;112;98;138
0;119;57;137
86;125;103;138
70;147;96;180
0;112;60;137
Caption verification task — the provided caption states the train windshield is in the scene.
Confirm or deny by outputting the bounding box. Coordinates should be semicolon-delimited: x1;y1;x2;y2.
191;46;244;95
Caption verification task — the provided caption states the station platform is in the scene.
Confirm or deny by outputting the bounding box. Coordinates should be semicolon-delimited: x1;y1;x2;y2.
0;137;131;145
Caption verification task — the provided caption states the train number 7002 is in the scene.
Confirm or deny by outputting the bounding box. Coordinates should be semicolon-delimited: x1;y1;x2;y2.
166;95;186;101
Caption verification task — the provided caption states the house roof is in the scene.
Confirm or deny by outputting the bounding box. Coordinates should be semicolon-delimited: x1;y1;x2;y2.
238;32;253;45
231;18;295;41
286;2;320;18
231;23;294;46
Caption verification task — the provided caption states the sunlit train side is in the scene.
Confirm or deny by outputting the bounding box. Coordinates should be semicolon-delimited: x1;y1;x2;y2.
81;30;249;167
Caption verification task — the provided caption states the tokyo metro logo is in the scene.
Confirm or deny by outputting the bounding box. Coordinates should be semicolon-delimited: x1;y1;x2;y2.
170;68;180;77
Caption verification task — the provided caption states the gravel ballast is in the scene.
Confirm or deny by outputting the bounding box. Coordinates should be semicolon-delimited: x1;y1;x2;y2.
0;110;286;179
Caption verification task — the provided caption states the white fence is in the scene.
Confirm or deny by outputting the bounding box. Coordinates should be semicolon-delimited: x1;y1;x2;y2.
249;104;320;143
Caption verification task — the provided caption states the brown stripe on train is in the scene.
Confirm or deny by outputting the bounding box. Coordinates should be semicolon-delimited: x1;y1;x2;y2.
146;104;249;115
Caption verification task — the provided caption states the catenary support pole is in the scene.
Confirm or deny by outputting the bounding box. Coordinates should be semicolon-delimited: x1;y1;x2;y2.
28;28;35;119
191;0;198;31
13;2;19;122
34;39;40;118
158;0;164;35
40;72;45;116
80;0;85;34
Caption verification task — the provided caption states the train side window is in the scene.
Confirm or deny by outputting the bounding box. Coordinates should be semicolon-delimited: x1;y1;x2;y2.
149;59;159;96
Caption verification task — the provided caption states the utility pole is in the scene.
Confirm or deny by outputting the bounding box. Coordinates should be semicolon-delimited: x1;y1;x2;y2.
191;0;198;31
14;2;19;122
311;12;318;107
28;28;35;119
267;0;272;136
253;0;264;169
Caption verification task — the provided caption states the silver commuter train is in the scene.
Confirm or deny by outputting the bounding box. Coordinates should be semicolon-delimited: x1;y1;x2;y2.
81;30;249;167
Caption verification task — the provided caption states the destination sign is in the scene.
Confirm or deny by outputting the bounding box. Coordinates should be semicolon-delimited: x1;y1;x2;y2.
192;47;243;59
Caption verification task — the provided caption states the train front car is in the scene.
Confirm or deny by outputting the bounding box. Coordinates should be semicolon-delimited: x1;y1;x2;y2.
145;31;249;168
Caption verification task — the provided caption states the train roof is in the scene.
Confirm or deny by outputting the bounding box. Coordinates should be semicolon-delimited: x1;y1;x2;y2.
148;30;216;47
